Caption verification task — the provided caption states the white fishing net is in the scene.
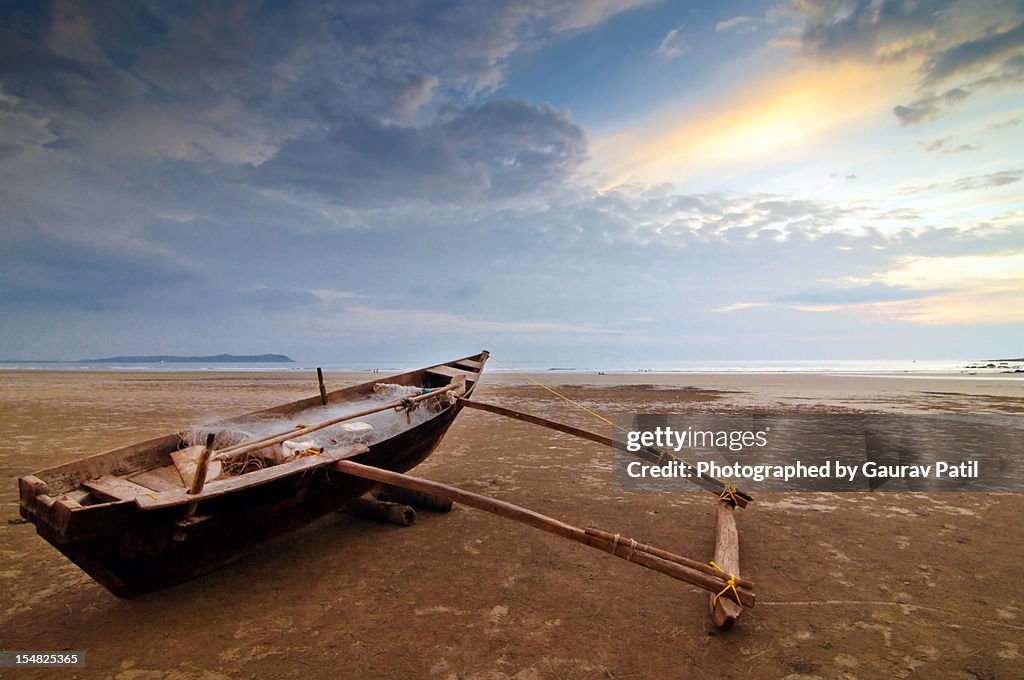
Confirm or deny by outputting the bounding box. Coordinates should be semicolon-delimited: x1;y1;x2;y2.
181;383;452;476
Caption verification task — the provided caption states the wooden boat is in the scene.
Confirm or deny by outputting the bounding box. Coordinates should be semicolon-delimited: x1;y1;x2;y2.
18;352;489;597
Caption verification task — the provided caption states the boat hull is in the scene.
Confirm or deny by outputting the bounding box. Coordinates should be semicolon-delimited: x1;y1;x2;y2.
19;353;487;597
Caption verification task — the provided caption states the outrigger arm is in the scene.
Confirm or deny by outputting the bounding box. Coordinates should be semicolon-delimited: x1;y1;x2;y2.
456;398;752;507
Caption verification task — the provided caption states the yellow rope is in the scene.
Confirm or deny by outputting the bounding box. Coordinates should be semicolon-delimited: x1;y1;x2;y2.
490;355;618;429
710;560;742;607
489;355;734;491
718;482;738;506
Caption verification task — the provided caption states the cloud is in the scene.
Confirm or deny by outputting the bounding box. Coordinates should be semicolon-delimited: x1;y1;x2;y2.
893;53;1024;124
791;0;956;59
716;16;758;33
918;135;980;153
898;169;1022;194
251;100;588;205
922;20;1024;83
782;0;1024;123
655;27;689;59
892;86;971;124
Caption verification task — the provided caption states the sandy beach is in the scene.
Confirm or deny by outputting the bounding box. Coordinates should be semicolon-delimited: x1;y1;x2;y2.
1;369;1022;679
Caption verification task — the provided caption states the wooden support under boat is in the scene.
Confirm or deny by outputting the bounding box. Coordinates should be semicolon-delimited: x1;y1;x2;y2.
332;459;754;607
457;398;751;507
344;496;416;526
374;484;453;513
710;500;744;629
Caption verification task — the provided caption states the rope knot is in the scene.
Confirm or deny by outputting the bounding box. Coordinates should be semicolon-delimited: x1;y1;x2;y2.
710;560;742;608
395;397;418;424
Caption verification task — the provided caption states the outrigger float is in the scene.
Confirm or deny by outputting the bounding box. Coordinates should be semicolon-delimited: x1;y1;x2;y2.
18;351;754;628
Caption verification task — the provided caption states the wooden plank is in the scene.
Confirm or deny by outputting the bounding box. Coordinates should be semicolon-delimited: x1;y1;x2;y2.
136;443;368;510
453;358;483;370
710;500;744;628
83;476;160;502
426;365;477;381
128;465;186;492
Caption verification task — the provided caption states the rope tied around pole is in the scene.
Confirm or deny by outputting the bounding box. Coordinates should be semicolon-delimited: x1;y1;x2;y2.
718;483;739;507
395;397;418;424
710;560;743;608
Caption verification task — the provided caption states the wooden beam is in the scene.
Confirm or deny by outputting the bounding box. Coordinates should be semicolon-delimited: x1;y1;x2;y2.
457;398;750;506
710;500;744;629
332;460;754;607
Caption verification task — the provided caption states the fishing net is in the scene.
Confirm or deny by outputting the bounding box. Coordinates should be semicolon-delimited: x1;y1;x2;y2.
181;383;451;476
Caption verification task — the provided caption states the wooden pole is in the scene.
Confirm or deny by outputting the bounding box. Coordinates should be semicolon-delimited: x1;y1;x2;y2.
457;398;750;506
211;382;462;463
332;460;754;607
180;433;216;523
317;367;329;406
710;500;744;629
583;527;754;590
189;433;216;495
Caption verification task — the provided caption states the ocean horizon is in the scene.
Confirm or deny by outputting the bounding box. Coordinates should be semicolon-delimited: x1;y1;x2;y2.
2;357;1021;376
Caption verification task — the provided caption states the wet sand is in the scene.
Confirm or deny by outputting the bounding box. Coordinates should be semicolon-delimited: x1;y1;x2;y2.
1;370;1022;679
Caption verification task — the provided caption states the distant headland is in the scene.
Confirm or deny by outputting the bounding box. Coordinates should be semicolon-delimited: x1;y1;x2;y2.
80;353;295;364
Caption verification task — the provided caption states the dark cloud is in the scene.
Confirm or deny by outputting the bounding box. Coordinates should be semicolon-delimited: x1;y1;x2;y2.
251;100;587;204
923;20;1024;83
784;1;1024;124
893;86;970;125
0;141;21;159
0;235;195;311
794;0;955;58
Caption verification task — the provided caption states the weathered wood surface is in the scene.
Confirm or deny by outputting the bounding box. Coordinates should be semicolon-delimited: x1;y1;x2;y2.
136;444;368;510
344;496;416;526
426;364;478;381
83;476;159;502
457;398;750;506
127;465;186;492
333;460;754;606
710;500;744;628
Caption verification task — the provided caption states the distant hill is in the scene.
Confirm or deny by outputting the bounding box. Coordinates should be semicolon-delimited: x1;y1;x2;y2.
81;353;295;364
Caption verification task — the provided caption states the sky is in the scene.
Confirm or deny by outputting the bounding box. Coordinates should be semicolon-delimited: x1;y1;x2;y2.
1;0;1022;365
